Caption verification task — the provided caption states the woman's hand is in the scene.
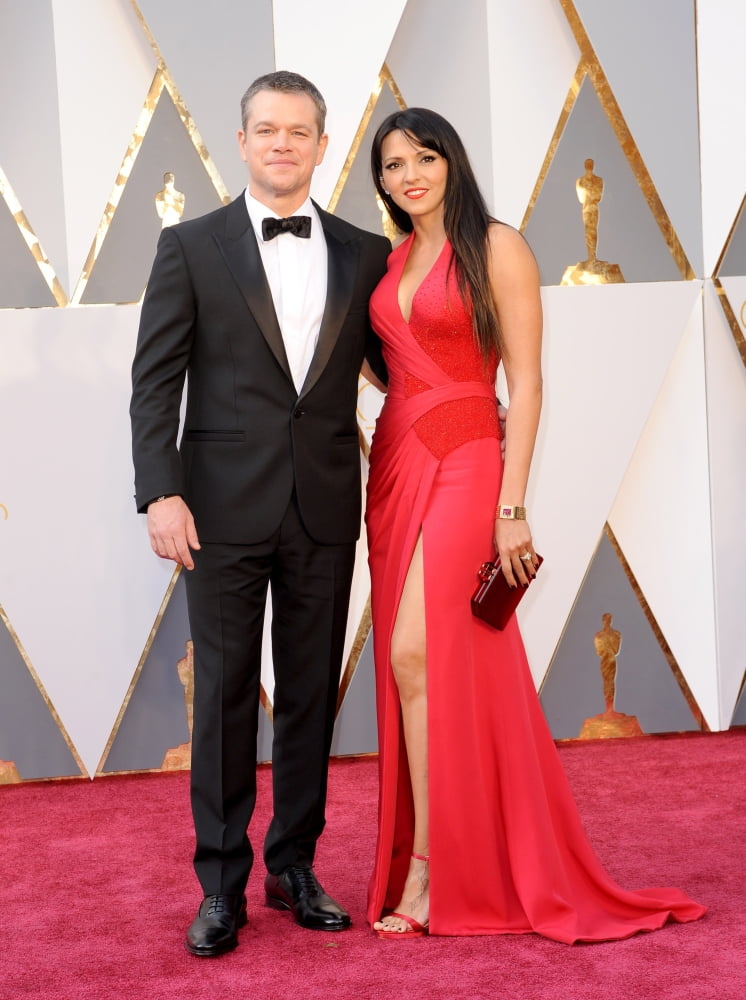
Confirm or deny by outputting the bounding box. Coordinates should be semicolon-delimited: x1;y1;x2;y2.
494;516;539;588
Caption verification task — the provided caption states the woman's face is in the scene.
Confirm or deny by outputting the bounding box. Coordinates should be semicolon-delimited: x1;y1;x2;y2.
379;129;448;222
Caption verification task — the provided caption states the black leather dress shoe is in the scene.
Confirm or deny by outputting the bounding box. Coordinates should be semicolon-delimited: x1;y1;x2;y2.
265;866;351;931
185;894;248;957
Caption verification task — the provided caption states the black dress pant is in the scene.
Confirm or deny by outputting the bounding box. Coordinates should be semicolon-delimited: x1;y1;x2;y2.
184;493;356;895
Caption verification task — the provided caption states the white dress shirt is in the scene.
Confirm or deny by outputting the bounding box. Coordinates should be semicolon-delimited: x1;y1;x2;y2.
245;191;328;394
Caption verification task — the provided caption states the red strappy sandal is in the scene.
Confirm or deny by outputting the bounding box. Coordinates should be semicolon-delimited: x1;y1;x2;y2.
375;853;430;939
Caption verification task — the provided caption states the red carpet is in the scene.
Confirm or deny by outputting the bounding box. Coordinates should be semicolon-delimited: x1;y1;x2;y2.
1;731;743;999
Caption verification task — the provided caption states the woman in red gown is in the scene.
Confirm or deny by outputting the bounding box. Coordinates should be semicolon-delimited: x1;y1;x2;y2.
364;108;705;941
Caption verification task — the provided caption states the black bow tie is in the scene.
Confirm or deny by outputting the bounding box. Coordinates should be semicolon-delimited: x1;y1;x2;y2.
261;215;312;241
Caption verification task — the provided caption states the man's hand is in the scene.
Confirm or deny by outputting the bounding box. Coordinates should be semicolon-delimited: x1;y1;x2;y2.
497;399;508;461
147;495;201;570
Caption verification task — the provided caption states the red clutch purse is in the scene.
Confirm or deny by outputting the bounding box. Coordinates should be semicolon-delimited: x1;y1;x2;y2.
470;554;543;630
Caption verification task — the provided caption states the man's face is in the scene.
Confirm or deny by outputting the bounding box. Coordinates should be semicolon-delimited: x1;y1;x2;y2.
238;89;328;209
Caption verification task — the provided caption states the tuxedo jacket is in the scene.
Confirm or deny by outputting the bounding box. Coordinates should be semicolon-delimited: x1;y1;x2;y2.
130;195;390;545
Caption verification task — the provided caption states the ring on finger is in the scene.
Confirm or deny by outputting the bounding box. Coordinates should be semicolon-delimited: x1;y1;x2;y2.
519;552;532;562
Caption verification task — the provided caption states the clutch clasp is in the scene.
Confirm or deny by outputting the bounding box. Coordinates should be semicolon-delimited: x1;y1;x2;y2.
478;561;497;582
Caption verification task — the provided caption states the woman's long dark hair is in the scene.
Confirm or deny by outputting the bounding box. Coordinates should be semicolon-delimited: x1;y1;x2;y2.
371;107;502;360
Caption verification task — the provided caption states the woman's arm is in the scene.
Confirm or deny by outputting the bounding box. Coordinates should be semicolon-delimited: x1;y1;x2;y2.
487;223;543;587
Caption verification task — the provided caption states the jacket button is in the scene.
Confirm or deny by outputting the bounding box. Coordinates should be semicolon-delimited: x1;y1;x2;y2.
294;408;305;419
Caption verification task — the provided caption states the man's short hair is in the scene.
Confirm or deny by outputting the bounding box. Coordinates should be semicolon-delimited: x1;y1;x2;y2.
241;71;327;135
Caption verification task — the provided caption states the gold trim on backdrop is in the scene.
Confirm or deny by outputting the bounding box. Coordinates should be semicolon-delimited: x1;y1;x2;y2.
521;64;585;232
711;193;746;367
160;639;193;770
70;69;166;306
0;603;87;778
132;0;231;205
357;424;371;462
0;167;68;307
95;565;182;774
712;192;745;278
604;524;709;731
336;598;372;714
70;64;231;306
327;63;407;214
259;683;274;725
732;669;746;726
531;1;695;280
357;374;378;461
712;279;746;367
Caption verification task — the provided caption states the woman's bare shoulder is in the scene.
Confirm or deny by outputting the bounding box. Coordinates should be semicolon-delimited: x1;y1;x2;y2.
487;222;538;278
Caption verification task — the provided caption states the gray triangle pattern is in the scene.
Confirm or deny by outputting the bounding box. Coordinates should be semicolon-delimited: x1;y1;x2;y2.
717;198;746;277
571;0;702;274
525;77;681;285
540;532;700;739
333;83;402;232
0;613;82;779
730;675;746;727
0;198;57;307
80;91;224;305
331;630;378;757
101;573;192;773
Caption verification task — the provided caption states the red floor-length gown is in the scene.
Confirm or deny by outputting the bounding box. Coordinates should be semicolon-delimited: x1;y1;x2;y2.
364;235;705;941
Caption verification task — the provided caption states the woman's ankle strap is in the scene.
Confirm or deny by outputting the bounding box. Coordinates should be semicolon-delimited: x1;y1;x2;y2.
411;852;430;862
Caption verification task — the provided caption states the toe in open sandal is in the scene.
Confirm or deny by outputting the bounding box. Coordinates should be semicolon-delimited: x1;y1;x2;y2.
376;912;429;939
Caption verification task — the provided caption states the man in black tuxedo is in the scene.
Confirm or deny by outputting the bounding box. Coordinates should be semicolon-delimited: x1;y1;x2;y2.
130;71;389;956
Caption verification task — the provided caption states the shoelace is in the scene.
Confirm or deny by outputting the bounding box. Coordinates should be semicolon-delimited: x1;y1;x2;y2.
206;896;230;915
291;867;321;897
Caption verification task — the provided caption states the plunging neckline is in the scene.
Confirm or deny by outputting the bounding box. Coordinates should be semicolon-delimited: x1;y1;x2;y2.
397;235;449;324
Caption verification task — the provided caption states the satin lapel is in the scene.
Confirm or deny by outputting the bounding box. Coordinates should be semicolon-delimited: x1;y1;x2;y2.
213;199;292;383
299;218;358;399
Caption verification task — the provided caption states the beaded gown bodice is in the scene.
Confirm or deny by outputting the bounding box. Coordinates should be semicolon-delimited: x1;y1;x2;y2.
369;236;499;459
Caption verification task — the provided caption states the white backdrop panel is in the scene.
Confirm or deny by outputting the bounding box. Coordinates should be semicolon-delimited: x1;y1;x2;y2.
52;0;156;293
272;0;408;209
696;0;746;275
384;0;494;204
0;303;174;775
487;0;579;225
718;276;746;339
703;281;746;723
608;294;719;729
518;281;702;686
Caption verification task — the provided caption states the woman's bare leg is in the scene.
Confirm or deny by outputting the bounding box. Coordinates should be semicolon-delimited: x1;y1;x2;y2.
374;534;430;933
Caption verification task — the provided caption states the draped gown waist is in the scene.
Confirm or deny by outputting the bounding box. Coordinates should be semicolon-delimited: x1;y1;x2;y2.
372;380;498;455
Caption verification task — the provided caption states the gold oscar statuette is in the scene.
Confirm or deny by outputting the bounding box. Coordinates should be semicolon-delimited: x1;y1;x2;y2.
579;613;644;739
155;172;186;228
161;640;194;770
561;159;624;286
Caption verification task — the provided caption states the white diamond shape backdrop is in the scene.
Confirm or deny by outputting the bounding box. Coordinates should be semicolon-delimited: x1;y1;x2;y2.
608;294;718;728
518;280;703;687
